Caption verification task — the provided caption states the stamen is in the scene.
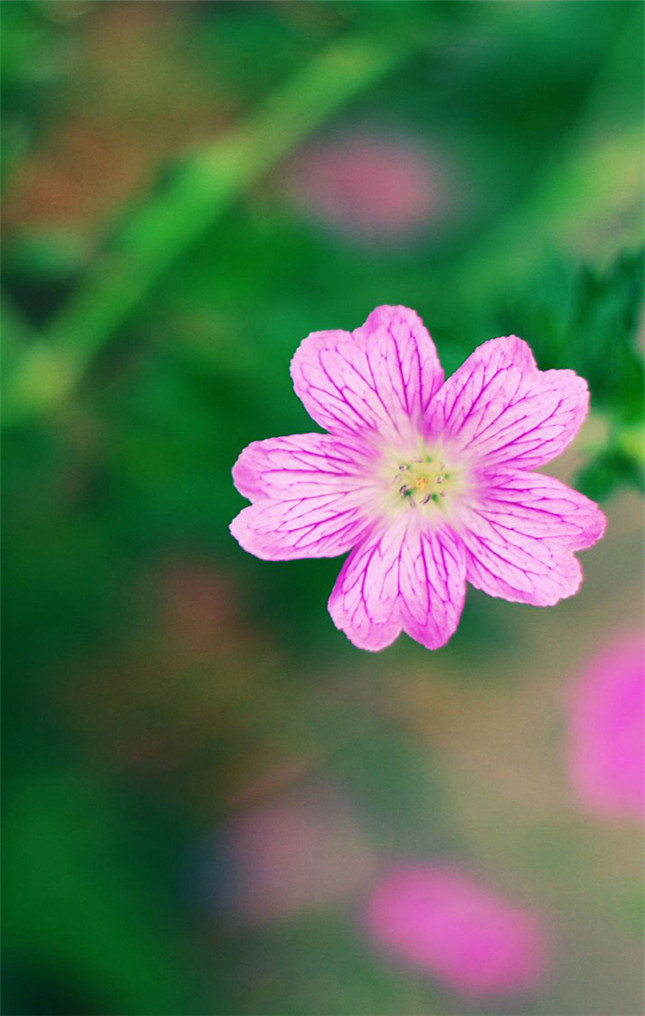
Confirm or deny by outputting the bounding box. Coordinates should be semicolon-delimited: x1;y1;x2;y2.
390;447;458;512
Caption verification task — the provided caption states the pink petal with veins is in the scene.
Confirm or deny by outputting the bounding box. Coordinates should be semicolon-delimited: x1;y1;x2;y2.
290;305;443;445
428;336;589;468
328;516;466;651
459;469;606;606
230;433;378;560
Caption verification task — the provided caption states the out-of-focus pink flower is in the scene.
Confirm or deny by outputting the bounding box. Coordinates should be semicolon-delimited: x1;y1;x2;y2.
365;865;549;999
284;131;447;242
568;630;644;819
218;790;376;924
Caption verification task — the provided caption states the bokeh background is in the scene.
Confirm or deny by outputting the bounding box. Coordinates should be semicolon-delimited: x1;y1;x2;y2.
2;2;644;1014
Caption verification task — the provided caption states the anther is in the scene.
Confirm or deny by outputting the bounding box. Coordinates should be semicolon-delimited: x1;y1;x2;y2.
398;464;409;471
421;494;432;505
399;485;410;496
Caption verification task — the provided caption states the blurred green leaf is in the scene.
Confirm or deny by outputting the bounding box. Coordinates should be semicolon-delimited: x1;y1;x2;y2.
496;249;644;449
565;252;645;422
4;770;220;1014
576;439;645;502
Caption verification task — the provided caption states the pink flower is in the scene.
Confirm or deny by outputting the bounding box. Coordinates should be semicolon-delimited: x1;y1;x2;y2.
216;792;376;924
365;865;549;999
284;131;446;242
568;630;644;819
230;306;605;651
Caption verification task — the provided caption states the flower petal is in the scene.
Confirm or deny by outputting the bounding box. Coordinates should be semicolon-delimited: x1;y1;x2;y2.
328;518;466;651
460;468;606;606
290;305;443;443
232;433;377;500
428;336;589;468
230;433;378;560
568;631;645;818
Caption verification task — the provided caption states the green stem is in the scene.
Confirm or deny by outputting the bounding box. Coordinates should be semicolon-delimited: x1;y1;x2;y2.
3;30;415;425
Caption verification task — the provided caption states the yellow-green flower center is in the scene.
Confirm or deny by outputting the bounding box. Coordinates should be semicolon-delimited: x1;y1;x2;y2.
377;443;467;519
397;455;451;506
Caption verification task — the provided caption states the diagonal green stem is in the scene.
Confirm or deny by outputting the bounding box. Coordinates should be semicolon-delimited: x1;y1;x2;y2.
3;30;416;425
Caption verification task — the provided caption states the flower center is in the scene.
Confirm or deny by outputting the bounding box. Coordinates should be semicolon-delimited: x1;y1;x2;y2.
379;442;468;519
397;454;451;506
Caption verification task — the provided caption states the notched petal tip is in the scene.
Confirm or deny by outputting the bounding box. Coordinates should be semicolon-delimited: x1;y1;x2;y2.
359;304;425;334
231;444;261;501
328;606;403;653
461;467;600;607
404;619;460;651
593;505;608;543
471;334;538;374
230;504;312;562
543;366;590;424
327;523;466;653
289;305;443;440
429;334;593;469
289;325;350;380
229;506;271;558
540;557;584;606
230;432;379;562
573;493;607;550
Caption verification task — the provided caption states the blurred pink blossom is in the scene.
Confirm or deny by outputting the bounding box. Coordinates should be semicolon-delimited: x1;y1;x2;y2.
220;790;376;924
568;630;644;819
284;130;447;242
365;864;549;999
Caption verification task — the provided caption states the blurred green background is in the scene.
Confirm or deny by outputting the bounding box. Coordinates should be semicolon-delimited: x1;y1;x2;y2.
2;2;644;1014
